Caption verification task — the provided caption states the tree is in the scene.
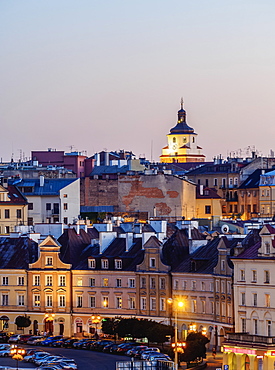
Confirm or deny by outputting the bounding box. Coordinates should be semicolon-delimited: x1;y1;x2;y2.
15;315;31;332
181;332;209;365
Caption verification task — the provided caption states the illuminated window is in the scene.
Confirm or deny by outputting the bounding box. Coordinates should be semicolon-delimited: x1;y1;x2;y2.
102;260;108;269
59;295;65;307
103;278;108;287
115;259;122;269
89;259;96;269
46;275;53;286
116;296;122;309
141;297;146;310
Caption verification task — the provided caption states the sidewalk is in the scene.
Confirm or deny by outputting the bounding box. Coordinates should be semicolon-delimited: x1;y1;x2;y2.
179;350;223;369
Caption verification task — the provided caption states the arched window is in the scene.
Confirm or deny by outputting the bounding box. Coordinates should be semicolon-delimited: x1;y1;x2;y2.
173;137;176;143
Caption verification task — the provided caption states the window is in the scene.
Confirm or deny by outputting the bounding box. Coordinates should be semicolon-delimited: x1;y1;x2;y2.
18;277;24;286
90;296;95;308
89;259;96;269
201;300;206;314
63;203;68;210
34;295;40;307
141;277;146;288
160;298;166;311
77;295;83;308
216;281;219;292
234;177;238;186
253;293;257;307
150;277;156;289
63;217;68;224
28;203;33;210
63;194;68;198
129;297;135;309
221;281;225;293
27;217;33;226
141;297;146;310
2;294;8;306
205;205;211;214
103;278;108;287
5;226;9;234
59;295;66;307
221;260;225;271
77;277;83;286
241;318;246;333
150;297;156;310
46;203;51;211
102;297;109;308
265;242;270;255
240;269;245;281
46;295;53;307
201;282;205;291
116;278;121;288
192;281;196;290
267;320;272;336
254;319;258;335
4;209;9;219
128;279;135;288
252;270;257;282
102;259;108;269
33;275;40;286
192;300;197;313
150;258;156;268
160;278;165;290
211;301;214;314
241;293;245;306
59;276;66;286
264;270;270;283
46;276;53;286
2;277;8;285
16;209;22;219
115;259;122;269
214;178;218;186
265;294;270;307
18;295;25;306
210;282;214;292
216;302;220;315
174;280;179;290
116;296;122;309
183;281;187;290
90;278;95;287
227;281;231;293
46;257;53;266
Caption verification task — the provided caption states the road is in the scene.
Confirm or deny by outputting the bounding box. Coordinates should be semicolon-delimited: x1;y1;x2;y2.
0;345;126;370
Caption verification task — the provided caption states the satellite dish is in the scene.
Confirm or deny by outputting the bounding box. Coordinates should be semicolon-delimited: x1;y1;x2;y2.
221;224;229;234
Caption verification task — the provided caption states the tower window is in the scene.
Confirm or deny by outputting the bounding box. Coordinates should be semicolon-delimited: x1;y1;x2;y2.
173;137;176;143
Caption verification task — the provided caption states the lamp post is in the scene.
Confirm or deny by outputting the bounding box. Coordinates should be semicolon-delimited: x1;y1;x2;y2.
10;345;26;370
167;298;184;370
91;315;101;335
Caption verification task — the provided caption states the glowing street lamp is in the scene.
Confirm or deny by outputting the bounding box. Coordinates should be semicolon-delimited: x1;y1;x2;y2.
91;315;101;334
10;345;26;370
167;298;184;370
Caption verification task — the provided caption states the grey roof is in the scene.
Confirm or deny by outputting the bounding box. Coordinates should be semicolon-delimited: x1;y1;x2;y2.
0;237;38;269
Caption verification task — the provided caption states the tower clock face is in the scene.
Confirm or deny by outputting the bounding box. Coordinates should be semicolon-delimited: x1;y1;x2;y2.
172;144;177;150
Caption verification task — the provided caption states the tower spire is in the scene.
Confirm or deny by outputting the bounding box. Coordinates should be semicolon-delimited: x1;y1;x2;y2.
180;97;184;110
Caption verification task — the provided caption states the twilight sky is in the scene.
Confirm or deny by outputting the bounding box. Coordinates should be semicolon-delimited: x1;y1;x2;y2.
1;0;275;162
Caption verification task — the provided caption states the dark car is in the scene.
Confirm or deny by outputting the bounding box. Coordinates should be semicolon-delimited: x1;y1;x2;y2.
72;339;88;349
116;343;137;355
51;337;69;347
63;339;79;348
102;342;119;353
90;340;113;351
40;336;63;346
81;340;95;350
0;332;9;343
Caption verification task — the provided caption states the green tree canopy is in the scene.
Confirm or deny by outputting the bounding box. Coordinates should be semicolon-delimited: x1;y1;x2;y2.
181;332;209;364
15;315;31;329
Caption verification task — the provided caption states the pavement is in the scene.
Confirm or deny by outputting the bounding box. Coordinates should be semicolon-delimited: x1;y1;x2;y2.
179;350;223;369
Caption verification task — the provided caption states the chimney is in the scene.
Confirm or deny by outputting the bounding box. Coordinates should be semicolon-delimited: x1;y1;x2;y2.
200;184;204;195
40;175;44;187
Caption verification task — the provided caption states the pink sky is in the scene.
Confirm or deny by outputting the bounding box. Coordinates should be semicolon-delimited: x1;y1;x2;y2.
1;0;275;162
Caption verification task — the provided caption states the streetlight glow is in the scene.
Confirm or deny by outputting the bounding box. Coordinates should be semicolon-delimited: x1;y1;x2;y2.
167;297;184;370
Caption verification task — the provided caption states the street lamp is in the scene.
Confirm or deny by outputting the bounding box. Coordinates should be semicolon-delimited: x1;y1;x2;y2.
167;298;184;370
10;345;26;370
91;315;101;335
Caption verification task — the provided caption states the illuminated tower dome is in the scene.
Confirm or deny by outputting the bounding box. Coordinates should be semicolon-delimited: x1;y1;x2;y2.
160;99;205;163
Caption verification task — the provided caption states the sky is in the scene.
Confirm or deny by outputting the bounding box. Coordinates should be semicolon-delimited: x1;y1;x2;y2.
1;0;275;162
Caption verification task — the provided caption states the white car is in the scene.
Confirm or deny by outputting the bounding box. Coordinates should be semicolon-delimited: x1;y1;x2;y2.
141;351;162;360
0;348;12;357
148;354;171;361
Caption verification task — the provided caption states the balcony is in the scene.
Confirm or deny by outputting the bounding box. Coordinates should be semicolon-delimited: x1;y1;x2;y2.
226;333;275;345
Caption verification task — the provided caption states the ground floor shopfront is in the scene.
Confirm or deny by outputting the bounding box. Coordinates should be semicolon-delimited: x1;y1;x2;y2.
223;333;275;370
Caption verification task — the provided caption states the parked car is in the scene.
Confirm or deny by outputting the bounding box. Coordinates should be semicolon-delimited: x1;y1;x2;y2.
102;342;119;353
72;339;88;348
52;337;70;347
90;340;113;351
63;339;79;348
27;336;45;345
0;332;9;343
18;334;33;343
40;335;63;346
81;339;95;350
116;343;137;355
141;351;163;360
8;334;21;343
0;347;12;357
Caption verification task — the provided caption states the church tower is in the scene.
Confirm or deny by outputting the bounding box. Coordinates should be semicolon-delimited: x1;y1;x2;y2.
160;99;205;163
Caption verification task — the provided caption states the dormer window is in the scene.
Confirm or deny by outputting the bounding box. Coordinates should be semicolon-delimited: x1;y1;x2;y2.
89;259;96;269
115;259;122;269
46;257;53;266
102;259;108;269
